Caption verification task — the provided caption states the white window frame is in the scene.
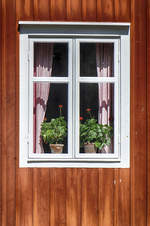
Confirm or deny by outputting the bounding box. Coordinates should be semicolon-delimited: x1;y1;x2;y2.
75;38;120;161
19;21;130;168
29;38;73;160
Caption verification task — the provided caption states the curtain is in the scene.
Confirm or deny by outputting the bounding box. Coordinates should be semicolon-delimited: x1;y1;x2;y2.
96;43;113;153
34;43;53;153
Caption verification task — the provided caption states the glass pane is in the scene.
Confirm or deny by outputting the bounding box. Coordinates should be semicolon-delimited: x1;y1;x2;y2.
80;43;114;77
33;82;68;154
34;43;68;77
80;83;114;153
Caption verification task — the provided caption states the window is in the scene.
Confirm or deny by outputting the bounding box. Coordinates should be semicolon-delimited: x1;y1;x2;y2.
19;22;130;167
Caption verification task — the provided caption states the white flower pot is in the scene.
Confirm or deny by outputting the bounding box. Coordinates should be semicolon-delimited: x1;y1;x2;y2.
50;144;64;153
84;143;97;153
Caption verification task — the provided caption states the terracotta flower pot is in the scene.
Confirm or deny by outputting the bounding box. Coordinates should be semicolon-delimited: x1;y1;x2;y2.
50;144;64;153
84;143;97;153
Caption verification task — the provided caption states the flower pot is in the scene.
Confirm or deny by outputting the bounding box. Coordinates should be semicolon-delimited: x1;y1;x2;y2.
50;144;64;153
84;143;97;153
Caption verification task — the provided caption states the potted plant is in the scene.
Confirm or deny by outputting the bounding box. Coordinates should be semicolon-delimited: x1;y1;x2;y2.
41;105;67;153
80;109;113;153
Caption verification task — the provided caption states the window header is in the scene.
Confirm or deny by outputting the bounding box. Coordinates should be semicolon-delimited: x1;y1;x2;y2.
19;21;130;36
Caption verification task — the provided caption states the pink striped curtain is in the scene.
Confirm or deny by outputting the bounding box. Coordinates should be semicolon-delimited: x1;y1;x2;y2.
34;43;53;153
96;43;113;153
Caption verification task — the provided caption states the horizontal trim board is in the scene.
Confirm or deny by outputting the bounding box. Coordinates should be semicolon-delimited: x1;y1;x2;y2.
29;34;122;38
19;21;131;26
19;22;130;36
28;154;120;160
21;162;129;168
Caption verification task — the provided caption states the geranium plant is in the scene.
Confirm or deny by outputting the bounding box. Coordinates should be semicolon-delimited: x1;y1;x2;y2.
41;105;67;145
80;108;113;151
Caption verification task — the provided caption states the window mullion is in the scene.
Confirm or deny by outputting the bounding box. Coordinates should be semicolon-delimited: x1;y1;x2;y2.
72;39;79;159
67;39;73;158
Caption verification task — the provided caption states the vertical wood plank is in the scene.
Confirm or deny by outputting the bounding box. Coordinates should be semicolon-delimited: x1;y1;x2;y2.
51;0;66;21
97;0;103;21
0;53;1;226
66;169;81;226
66;0;82;21
33;169;50;226
82;0;97;21
16;1;34;225
16;169;33;226
50;169;66;226
0;0;2;223
81;169;99;226
114;0;131;21
131;0;147;225
99;169;114;226
1;1;7;225
100;0;115;21
1;0;16;226
34;0;50;20
147;0;150;225
113;169;119;226
116;169;131;226
16;0;34;20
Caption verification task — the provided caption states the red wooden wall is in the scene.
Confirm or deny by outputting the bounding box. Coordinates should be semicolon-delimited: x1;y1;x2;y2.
0;0;150;225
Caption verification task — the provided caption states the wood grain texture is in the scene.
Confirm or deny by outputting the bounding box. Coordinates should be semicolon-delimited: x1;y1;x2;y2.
81;169;99;226
0;0;2;224
117;169;130;226
16;169;33;226
82;0;97;21
99;169;114;226
131;0;147;226
33;0;50;20
50;169;66;226
51;0;66;21
1;2;7;225
113;169;130;226
1;0;16;226
16;0;34;20
15;1;34;226
66;169;81;226
33;169;50;226
99;0;115;21
66;0;82;21
147;0;150;225
113;169;119;226
114;0;131;21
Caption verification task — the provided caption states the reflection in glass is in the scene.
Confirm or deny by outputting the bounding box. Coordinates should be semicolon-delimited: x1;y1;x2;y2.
33;82;68;154
80;83;114;154
80;43;114;77
34;43;68;77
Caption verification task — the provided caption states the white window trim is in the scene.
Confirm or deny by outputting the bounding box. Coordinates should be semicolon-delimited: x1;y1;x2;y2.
75;38;120;160
29;38;73;159
19;21;130;168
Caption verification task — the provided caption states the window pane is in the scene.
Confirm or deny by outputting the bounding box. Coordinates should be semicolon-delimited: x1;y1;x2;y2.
80;43;114;77
80;83;114;153
33;82;68;154
34;43;68;77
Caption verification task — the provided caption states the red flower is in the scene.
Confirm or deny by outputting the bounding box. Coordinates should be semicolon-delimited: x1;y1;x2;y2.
86;108;91;112
58;105;63;108
80;117;83;121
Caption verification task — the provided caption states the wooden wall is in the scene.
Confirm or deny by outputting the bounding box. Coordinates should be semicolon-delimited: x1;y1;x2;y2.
0;0;150;225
